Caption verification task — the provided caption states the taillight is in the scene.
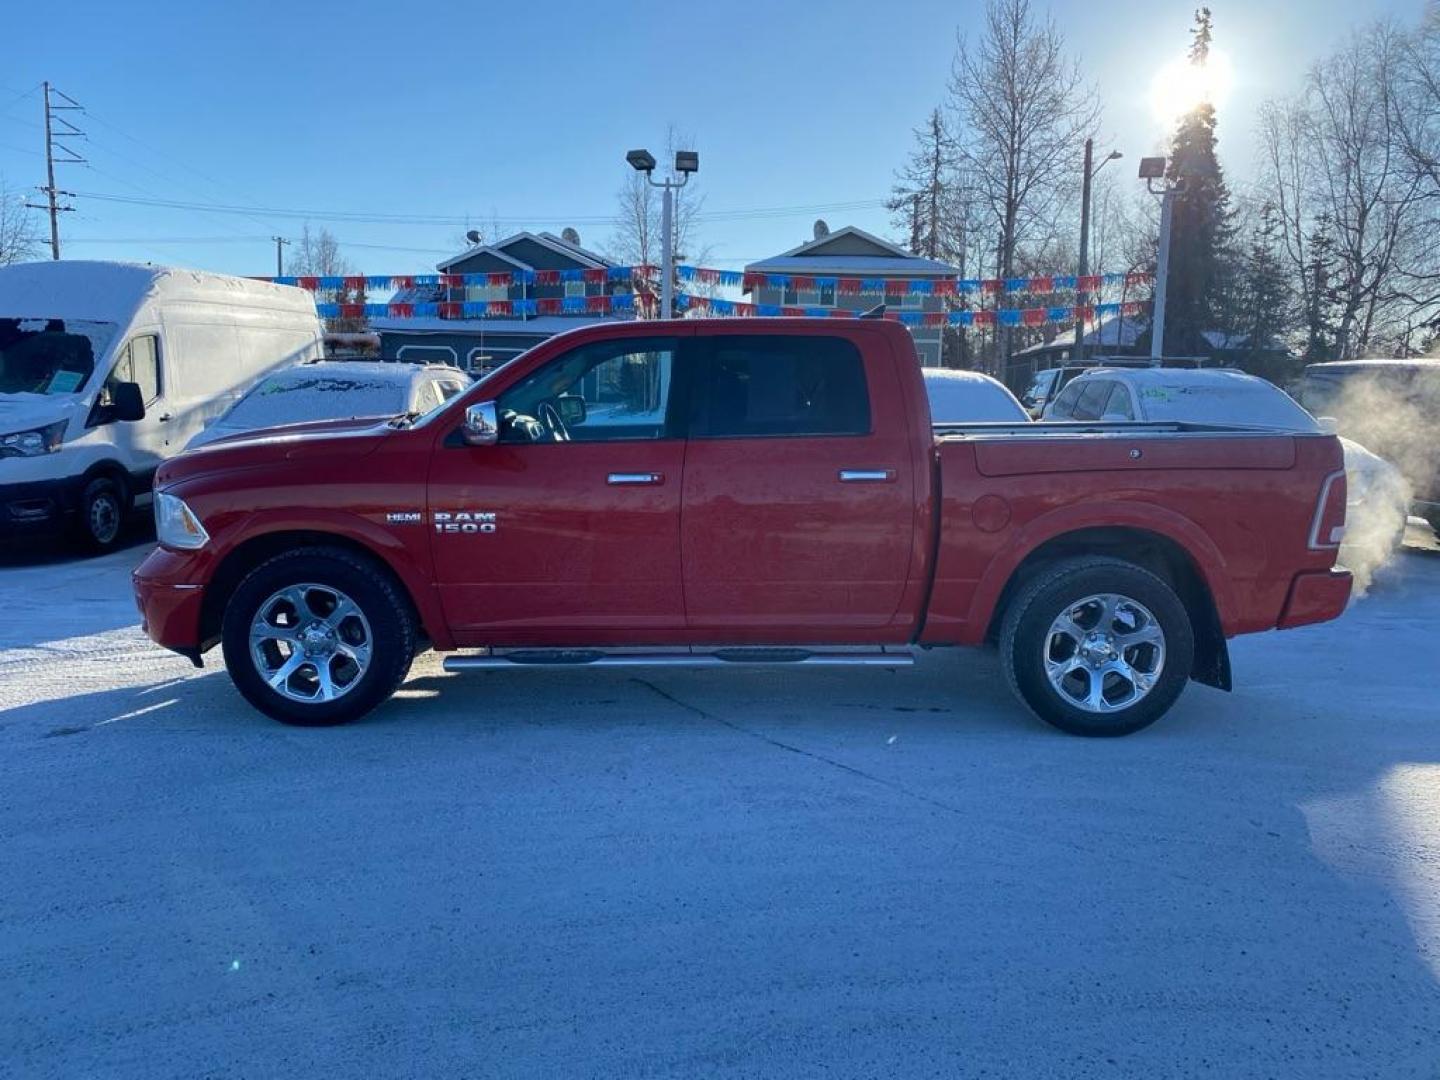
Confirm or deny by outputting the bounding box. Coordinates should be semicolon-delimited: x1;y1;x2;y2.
1308;469;1348;550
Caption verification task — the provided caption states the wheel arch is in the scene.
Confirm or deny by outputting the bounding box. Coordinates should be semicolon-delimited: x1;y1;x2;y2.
196;529;445;653
984;523;1231;692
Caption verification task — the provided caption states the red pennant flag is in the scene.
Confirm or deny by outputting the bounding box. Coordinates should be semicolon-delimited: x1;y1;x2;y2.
923;313;946;327
439;302;462;319
1077;274;1103;292
440;274;463;289
779;306;803;317
298;276;320;292
1022;308;1047;326
837;278;863;295
791;276;815;291
980;279;1001;294
343;275;366;292
1072;304;1095;322
391;275;414;291
583;268;608;285
932;279;956;297
586;294;611;312
1121;300;1147;315
827;309;851;318
339;303;364;319
487;272;512;287
388;302;414;318
533;270;561;285
488;300;513;316
1029;276;1053;294
972;310;997;326
741;272;765;291
883;279;908;295
1125;272;1151;287
536;298;562;315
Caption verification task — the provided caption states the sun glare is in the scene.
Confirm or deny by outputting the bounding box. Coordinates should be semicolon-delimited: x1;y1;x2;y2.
1150;49;1234;129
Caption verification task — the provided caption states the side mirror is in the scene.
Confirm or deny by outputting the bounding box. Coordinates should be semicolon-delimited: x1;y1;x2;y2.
111;381;146;423
461;400;499;446
1316;416;1340;435
556;392;587;426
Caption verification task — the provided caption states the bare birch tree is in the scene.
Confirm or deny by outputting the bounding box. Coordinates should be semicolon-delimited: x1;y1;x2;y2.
0;179;41;266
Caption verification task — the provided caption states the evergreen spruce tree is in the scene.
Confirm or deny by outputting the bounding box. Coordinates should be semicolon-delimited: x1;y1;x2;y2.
1163;8;1235;355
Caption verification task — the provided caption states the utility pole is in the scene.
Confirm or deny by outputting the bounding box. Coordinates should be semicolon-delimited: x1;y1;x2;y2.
27;83;85;260
272;236;290;277
1073;141;1122;364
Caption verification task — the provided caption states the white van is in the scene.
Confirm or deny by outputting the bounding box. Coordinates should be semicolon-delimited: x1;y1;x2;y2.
0;261;322;551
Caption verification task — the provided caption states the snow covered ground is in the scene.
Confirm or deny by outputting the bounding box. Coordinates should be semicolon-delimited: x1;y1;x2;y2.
3;530;1440;1078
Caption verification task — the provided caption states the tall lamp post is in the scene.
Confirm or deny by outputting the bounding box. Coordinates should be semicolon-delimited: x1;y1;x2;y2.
627;148;699;319
1073;140;1122;364
1139;155;1184;362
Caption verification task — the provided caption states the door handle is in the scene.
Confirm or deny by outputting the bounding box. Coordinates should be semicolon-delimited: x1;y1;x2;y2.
157;413;173;423
607;472;664;486
838;469;895;483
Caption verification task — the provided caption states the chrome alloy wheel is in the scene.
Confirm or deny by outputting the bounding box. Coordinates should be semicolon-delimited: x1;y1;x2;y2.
1044;592;1166;713
249;583;373;703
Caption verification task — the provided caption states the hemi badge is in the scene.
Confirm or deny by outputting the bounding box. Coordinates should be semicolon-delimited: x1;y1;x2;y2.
386;511;423;524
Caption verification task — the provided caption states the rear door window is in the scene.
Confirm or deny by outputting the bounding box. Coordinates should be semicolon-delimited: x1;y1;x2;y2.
1103;383;1135;420
689;335;870;438
1047;380;1085;419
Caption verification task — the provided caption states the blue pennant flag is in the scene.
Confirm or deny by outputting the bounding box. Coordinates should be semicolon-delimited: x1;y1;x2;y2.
950;311;974;326
999;309;1022;326
415;303;438;317
611;295;636;312
1051;275;1077;290
1096;302;1121;316
758;304;781;317
1047;307;1071;322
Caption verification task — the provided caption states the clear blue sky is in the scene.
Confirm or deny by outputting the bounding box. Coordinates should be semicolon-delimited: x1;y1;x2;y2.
0;0;1425;276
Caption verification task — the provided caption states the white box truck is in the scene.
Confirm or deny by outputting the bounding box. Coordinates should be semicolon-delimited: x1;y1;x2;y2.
0;261;323;551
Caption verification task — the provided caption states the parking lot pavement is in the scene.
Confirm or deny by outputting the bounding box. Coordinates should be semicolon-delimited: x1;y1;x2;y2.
3;544;1440;1079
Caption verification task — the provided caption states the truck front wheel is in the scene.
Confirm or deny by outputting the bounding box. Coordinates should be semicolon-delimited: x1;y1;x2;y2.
221;547;416;726
999;557;1195;737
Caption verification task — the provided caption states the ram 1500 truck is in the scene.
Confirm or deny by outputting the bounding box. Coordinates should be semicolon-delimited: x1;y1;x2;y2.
133;319;1353;737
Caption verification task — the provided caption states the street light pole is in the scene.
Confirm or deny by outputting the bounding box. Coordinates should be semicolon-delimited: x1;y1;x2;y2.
1138;156;1184;362
627;148;699;320
1151;190;1175;361
1073;140;1122;365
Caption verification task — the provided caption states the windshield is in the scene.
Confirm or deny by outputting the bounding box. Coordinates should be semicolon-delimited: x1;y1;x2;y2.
0;317;117;396
1135;379;1319;430
1021;369;1059;407
217;373;409;431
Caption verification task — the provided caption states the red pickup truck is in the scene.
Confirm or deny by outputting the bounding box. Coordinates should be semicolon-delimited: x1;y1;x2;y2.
133;319;1352;737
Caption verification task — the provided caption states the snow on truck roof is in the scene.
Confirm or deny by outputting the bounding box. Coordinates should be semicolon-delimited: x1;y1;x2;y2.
0;260;318;322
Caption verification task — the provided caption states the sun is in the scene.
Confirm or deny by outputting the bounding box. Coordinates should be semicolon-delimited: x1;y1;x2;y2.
1150;49;1234;129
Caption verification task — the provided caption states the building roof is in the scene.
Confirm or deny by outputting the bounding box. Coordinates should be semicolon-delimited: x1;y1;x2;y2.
436;230;612;272
1012;315;1149;357
744;225;961;278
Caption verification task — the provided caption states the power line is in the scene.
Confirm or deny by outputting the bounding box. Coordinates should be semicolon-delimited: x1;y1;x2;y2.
64;187;889;229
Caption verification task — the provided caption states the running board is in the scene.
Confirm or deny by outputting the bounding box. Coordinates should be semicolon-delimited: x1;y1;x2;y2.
443;647;914;671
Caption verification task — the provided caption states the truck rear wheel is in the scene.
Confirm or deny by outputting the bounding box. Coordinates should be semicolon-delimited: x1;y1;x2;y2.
221;547;416;726
999;557;1194;737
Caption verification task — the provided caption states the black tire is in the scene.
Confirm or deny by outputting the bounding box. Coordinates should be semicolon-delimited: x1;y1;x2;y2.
76;474;128;553
999;556;1195;737
221;546;416;726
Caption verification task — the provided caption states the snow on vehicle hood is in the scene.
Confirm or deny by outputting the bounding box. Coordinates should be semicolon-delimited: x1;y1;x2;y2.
0;392;88;435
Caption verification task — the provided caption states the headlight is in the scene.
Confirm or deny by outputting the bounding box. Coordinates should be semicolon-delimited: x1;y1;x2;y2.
0;420;67;458
154;492;210;550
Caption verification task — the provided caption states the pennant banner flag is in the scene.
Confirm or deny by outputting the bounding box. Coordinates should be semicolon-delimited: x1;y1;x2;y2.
319;294;1149;326
274;266;1151;296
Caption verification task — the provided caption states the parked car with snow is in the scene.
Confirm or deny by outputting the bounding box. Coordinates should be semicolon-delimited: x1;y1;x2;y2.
187;361;469;450
136;318;1352;738
1042;367;1411;553
1300;358;1440;532
923;369;1029;423
0;261;322;551
1018;356;1189;417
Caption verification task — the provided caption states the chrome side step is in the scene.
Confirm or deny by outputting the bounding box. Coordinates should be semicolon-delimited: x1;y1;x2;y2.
442;647;915;672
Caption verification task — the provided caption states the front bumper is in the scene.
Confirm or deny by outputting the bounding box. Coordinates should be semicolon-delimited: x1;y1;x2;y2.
133;546;212;662
1277;568;1354;630
0;476;79;540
